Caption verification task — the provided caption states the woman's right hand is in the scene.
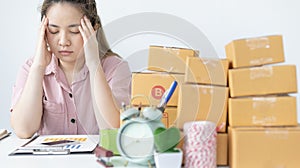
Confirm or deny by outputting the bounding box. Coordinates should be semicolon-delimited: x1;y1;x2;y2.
33;16;52;69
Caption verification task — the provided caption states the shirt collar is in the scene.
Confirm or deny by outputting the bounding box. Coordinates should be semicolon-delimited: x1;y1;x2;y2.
44;55;59;75
44;55;89;83
74;64;89;83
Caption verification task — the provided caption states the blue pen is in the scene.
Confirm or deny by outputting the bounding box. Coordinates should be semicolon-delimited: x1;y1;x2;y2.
157;81;178;112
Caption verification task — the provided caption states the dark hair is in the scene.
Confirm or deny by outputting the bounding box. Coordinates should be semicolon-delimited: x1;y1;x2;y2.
40;0;117;59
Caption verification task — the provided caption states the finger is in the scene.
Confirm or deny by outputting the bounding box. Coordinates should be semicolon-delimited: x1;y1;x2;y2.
80;17;91;37
43;17;49;38
84;16;95;33
41;15;45;24
78;25;87;42
38;16;48;48
39;16;46;37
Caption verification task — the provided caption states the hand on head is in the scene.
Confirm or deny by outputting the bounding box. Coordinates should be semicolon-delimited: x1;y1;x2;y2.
33;15;52;69
79;15;100;69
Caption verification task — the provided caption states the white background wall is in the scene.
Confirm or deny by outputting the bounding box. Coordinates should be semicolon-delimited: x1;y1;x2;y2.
1;0;299;130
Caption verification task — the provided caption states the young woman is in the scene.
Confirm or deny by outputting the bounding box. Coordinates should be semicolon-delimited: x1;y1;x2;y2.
10;0;131;138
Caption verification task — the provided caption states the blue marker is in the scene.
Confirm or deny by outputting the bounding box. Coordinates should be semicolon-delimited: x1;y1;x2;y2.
157;81;178;112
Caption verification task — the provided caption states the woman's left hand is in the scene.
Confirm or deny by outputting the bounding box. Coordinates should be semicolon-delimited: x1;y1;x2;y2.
79;16;101;70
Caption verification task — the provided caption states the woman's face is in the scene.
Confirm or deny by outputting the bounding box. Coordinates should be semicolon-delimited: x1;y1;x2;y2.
46;3;84;65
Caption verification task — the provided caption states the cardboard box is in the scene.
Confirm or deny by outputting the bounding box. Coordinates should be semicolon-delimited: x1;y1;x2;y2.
120;106;178;128
225;35;284;68
176;130;184;151
229;96;297;127
217;133;228;166
131;72;184;106
229;126;300;168
228;65;297;97
161;107;178;128
176;84;229;132
185;57;229;86
148;45;198;73
176;131;185;165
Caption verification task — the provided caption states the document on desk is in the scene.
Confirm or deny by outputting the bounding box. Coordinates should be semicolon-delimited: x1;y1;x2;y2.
9;135;98;155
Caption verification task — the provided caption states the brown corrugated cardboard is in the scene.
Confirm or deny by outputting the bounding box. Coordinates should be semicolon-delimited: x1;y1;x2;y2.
148;45;198;73
131;72;184;106
217;133;228;166
176;84;228;132
229;126;300;168
228;65;297;97
119;106;177;128
161;107;178;128
185;57;229;86
225;35;284;68
176;131;185;164
229;96;297;127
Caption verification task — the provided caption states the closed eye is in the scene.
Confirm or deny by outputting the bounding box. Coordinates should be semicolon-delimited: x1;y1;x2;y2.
70;31;80;34
49;30;59;34
48;27;59;34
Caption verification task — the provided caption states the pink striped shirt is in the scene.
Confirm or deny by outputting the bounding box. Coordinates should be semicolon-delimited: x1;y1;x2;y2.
11;55;131;135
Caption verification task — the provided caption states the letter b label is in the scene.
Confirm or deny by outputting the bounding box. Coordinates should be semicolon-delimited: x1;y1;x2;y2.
151;85;165;100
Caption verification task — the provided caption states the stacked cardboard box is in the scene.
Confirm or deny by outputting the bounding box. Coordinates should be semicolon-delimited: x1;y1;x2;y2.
147;45;199;73
130;45;229;166
176;56;229;166
176;57;229;133
131;46;198;128
131;72;185;128
225;35;299;168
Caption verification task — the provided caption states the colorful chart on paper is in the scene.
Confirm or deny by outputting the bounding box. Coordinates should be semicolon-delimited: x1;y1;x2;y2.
42;137;87;142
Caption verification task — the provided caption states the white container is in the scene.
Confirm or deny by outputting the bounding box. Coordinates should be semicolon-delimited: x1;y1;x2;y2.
154;148;183;168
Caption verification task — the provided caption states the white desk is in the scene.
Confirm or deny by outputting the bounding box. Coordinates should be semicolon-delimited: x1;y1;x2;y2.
0;134;147;168
0;133;229;168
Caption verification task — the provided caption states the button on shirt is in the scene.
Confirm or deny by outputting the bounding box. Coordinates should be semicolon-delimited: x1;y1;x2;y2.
11;55;131;135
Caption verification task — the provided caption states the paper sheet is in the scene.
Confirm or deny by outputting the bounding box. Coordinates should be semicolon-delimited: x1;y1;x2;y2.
9;135;98;155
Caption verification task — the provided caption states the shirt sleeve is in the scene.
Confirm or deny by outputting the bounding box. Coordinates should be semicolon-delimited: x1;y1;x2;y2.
102;56;132;108
10;58;34;111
